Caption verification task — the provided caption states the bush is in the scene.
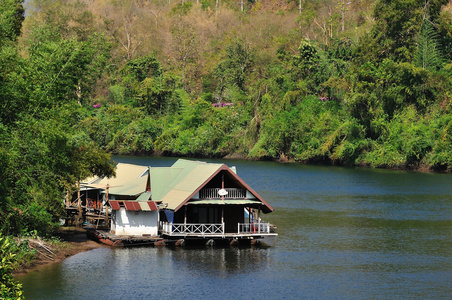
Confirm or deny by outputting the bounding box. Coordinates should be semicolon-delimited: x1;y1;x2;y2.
4;201;57;237
0;234;24;299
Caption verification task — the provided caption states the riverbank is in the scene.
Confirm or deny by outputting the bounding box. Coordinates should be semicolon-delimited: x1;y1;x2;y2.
121;152;447;174
13;227;103;276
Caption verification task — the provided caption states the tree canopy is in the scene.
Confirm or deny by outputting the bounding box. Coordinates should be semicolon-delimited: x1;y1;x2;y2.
1;0;452;237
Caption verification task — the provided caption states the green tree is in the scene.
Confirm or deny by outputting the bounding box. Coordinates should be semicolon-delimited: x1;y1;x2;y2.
214;41;255;98
292;39;320;77
123;54;162;82
118;54;178;114
25;25;110;107
1;114;115;235
0;235;23;299
79;105;145;149
0;0;24;45
0;8;115;236
361;106;434;168
414;19;445;71
437;6;452;61
135;75;178;114
106;117;162;155
170;1;193;16
355;0;449;64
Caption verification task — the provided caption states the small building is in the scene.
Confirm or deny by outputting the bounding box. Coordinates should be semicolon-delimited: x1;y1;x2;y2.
80;159;277;245
109;191;159;236
152;159;276;242
77;163;160;236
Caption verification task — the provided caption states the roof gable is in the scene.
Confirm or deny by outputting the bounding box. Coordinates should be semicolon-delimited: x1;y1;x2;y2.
151;160;223;209
151;159;273;213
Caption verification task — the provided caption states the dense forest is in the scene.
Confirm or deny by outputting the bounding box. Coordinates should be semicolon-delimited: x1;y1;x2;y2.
0;0;451;296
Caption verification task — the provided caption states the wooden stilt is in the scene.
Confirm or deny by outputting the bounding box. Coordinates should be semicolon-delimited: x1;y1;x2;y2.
251;239;260;246
77;181;82;226
105;184;109;227
66;190;70;209
258;207;261;234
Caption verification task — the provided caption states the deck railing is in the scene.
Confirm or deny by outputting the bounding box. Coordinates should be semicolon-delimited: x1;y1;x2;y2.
199;188;246;199
160;222;224;236
160;221;274;236
238;222;271;234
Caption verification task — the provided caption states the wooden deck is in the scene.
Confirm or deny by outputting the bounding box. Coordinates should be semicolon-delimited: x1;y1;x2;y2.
161;232;278;239
160;221;277;240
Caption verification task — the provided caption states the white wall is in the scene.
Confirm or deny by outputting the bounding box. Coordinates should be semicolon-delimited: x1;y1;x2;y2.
111;208;159;236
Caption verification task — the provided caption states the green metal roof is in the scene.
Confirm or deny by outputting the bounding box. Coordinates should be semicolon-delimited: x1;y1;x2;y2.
151;160;223;210
150;159;274;213
106;176;148;196
83;159;273;213
85;163;149;196
136;191;151;201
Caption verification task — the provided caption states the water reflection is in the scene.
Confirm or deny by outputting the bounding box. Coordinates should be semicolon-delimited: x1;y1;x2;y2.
167;246;271;277
18;157;452;299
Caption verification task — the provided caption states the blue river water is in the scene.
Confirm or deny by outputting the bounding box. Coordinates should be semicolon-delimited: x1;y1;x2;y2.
17;156;452;299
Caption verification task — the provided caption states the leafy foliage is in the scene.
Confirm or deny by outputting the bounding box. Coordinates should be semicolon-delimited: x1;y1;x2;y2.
0;2;115;237
0;0;24;45
11;0;450;175
0;0;452;248
414;19;445;71
0;235;24;299
214;41;255;98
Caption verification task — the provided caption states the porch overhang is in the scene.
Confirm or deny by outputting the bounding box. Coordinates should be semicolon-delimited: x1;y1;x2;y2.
110;200;158;211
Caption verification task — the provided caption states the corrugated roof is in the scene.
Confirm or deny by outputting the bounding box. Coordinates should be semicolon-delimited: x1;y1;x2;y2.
85;163;149;196
106;176;148;196
110;200;158;211
136;191;151;201
90;160;273;213
151;160;222;210
124;201;140;211
151;159;274;213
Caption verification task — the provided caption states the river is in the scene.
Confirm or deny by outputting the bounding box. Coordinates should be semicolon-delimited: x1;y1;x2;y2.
17;156;452;299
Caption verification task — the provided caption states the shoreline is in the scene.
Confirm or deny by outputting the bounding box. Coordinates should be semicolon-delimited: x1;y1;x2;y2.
119;152;448;174
13;227;104;276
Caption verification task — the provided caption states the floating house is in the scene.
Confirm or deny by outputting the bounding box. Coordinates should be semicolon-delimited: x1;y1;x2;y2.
78;159;277;246
153;159;276;243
